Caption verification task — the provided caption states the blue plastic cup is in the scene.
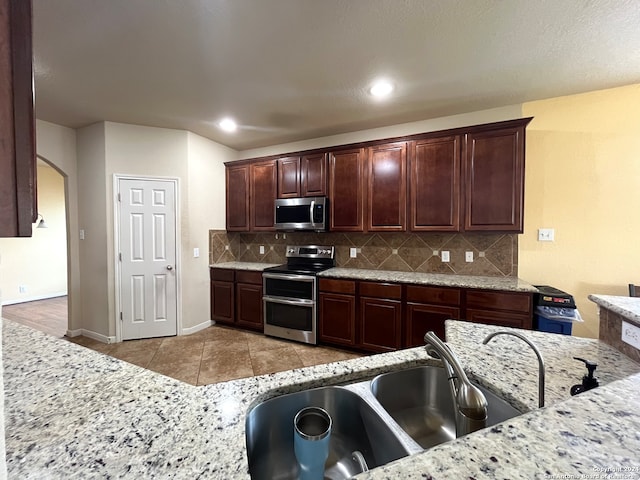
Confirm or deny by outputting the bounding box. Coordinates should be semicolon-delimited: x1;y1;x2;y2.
293;406;332;480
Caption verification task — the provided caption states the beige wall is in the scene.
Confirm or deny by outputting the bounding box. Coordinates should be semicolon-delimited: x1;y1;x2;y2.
77;123;109;338
520;84;640;338
34;120;81;332
0;164;66;304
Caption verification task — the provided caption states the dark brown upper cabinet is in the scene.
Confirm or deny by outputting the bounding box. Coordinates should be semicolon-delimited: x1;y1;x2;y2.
0;0;36;237
367;142;407;232
277;153;327;198
463;121;527;232
250;159;277;231
277;156;301;198
409;136;461;232
225;163;250;231
329;148;366;232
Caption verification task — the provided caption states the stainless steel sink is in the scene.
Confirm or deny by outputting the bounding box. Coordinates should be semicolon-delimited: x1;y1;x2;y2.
245;386;412;480
370;366;522;449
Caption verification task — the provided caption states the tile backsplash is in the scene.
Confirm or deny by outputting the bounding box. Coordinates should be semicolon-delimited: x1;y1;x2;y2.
210;230;519;277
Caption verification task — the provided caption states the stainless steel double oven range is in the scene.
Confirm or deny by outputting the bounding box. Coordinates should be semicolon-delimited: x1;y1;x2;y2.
262;245;335;345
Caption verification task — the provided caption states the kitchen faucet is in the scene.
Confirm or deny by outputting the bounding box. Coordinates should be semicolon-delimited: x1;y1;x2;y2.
423;331;488;437
482;331;545;408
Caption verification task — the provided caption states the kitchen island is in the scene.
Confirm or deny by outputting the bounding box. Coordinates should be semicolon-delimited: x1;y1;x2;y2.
4;318;640;479
590;294;640;363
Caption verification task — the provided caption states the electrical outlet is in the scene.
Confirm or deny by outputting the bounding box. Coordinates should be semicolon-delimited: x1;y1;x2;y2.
622;321;640;349
259;245;265;254
193;247;199;258
350;247;357;258
441;251;450;262
79;229;85;240
465;251;474;262
538;228;555;242
19;285;27;294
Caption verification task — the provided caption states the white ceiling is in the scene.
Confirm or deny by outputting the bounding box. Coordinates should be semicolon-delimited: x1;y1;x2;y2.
33;0;640;151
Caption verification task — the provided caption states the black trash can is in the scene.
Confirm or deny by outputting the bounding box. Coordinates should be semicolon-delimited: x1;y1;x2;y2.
533;285;580;335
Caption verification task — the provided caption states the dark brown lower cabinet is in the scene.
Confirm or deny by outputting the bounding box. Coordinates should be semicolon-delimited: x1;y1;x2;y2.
235;270;263;331
405;303;461;348
360;297;402;352
211;268;264;331
359;282;402;353
318;279;357;347
211;269;235;325
465;290;533;329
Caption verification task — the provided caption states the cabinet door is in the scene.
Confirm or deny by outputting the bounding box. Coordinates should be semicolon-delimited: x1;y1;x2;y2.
463;125;525;232
405;303;460;348
301;153;327;197
225;164;250;231
359;297;402;353
319;292;357;347
329;148;366;232
211;281;235;325
236;283;263;331
277;156;301;198
0;0;35;237
367;142;407;232
250;159;277;231
409;136;460;231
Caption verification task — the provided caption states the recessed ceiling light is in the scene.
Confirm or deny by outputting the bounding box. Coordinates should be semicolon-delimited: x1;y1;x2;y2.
218;117;238;132
369;80;394;98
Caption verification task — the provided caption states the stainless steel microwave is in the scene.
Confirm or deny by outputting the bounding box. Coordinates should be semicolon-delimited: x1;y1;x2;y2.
274;196;328;232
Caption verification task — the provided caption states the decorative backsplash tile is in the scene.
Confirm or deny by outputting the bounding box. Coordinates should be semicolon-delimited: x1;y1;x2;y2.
209;230;519;277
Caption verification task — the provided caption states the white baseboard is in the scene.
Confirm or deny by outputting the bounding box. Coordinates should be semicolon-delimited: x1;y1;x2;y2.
71;329;116;344
1;292;68;306
182;320;212;335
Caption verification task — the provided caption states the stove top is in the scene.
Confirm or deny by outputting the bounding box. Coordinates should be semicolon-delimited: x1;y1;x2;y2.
264;245;335;276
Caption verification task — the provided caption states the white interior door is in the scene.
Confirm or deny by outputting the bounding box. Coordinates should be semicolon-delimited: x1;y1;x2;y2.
118;178;177;340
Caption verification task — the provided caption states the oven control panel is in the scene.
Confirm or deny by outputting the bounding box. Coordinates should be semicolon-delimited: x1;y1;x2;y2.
285;245;335;259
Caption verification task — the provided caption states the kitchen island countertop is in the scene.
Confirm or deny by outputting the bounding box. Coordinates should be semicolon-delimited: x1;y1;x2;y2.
4;318;640;479
589;294;640;328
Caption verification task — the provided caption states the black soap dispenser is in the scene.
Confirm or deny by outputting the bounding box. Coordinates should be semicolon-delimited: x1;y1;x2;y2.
570;357;599;396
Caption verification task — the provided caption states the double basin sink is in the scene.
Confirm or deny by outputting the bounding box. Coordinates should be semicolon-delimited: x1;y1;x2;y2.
245;365;522;480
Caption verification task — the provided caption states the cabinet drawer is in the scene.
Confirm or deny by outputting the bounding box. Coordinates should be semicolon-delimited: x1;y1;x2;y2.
211;268;235;282
359;282;401;300
466;290;532;314
406;285;461;305
236;270;262;285
319;278;356;295
466;309;531;329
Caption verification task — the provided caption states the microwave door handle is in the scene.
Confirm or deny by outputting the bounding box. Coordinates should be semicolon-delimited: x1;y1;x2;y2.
309;200;316;228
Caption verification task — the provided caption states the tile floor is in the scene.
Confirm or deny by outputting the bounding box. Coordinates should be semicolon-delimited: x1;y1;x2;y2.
2;296;364;386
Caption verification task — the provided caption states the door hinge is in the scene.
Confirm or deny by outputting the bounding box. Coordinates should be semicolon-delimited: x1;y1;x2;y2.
117;193;121;202
120;312;123;321
119;252;122;261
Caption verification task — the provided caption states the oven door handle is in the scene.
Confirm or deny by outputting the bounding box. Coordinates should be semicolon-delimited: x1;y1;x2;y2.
263;296;314;307
263;273;315;282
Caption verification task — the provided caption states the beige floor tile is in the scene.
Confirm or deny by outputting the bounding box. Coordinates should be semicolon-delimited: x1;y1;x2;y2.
66;336;116;354
202;338;250;359
108;348;157;369
198;351;254;385
293;343;364;367
250;345;304;376
198;325;248;342
147;359;201;385
246;331;296;354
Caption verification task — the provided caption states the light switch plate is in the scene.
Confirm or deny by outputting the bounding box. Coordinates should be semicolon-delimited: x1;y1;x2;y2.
350;247;357;258
622;321;640;349
193;247;199;258
259;245;265;254
441;251;450;262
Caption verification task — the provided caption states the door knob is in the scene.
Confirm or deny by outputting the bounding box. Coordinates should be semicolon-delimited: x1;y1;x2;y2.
166;265;173;271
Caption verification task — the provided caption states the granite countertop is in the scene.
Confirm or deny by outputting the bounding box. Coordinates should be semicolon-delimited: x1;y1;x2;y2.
5;319;640;479
589;294;640;328
210;262;538;293
319;268;538;293
210;261;279;271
